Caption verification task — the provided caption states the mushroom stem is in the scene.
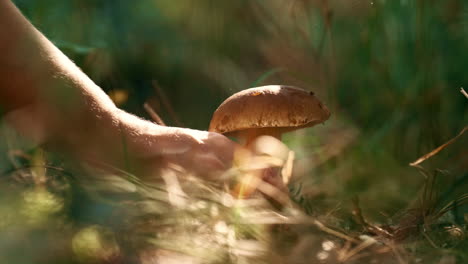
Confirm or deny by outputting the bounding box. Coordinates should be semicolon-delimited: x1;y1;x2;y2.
239;128;283;146
234;128;288;202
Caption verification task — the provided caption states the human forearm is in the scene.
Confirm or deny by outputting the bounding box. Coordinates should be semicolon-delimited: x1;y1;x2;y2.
0;1;237;178
0;0;126;163
0;0;116;113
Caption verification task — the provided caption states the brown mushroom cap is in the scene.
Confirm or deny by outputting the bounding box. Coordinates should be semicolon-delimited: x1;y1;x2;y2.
209;85;331;136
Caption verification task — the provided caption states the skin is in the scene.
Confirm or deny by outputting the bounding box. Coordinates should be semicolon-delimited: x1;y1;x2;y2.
0;0;237;179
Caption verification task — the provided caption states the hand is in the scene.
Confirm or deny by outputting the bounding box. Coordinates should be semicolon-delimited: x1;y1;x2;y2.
99;110;238;180
0;0;287;196
107;110;289;196
136;128;238;180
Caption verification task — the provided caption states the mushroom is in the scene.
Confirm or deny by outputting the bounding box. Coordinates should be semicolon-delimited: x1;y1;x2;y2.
209;85;330;198
209;85;330;145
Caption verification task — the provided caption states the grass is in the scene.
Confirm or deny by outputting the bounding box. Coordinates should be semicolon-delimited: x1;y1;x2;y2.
2;0;468;263
0;122;466;263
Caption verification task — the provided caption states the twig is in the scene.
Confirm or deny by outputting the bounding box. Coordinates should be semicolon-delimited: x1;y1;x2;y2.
461;87;468;99
144;102;166;126
410;126;468;166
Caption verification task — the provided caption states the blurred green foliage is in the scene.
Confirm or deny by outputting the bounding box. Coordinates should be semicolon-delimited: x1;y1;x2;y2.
11;0;467;153
1;0;468;263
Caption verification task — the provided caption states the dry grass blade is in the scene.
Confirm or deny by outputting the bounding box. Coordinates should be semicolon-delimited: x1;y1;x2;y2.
387;243;408;264
255;180;292;206
339;236;377;262
422;231;439;249
435;193;468;218
410;126;467;166
461;87;468;99
151;80;183;127
352;197;394;238
239;211;361;243
281;150;294;184
313;220;360;244
143;102;166;126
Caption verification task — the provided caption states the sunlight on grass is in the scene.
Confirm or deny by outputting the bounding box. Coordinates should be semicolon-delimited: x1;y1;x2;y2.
72;225;120;263
20;188;64;225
